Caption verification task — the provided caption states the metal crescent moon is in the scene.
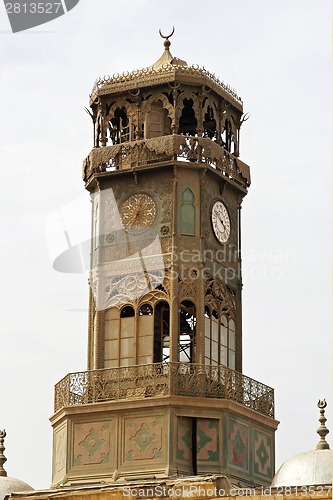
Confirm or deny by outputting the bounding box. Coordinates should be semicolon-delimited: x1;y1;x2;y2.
159;26;175;39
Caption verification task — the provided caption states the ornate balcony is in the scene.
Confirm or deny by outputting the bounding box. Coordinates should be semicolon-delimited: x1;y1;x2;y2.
54;362;274;418
82;135;251;189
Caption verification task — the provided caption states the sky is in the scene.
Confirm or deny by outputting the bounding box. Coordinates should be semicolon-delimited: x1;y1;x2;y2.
0;0;331;490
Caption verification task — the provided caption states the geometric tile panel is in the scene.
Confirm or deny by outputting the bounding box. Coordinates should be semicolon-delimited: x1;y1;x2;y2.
73;421;111;466
197;418;219;463
176;417;192;463
253;428;272;477
228;418;249;471
124;415;163;462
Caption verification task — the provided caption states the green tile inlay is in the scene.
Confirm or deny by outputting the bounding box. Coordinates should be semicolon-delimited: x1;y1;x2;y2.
232;429;245;461
133;424;155;451
256;439;269;469
197;428;212;450
81;430;104;457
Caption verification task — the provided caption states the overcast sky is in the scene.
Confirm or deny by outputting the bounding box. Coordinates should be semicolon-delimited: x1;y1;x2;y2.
0;0;331;490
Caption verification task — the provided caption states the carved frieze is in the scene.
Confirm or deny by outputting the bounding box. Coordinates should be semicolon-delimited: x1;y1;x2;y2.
205;275;236;315
178;269;199;302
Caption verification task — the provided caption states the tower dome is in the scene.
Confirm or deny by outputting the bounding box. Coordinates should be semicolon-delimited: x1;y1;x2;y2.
271;400;333;487
0;431;34;500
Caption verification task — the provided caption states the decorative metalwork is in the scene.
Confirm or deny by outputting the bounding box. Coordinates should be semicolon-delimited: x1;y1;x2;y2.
54;362;274;419
83;135;250;189
104;270;167;309
90;64;242;108
205;275;237;316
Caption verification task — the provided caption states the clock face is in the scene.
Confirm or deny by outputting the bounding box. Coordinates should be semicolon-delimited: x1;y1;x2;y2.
120;193;157;234
211;201;231;244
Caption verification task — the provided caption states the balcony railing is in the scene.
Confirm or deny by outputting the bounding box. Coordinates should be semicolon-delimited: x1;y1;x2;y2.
54;362;274;419
82;135;250;189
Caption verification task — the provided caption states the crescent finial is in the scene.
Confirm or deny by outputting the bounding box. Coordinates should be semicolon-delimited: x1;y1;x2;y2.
316;399;330;450
159;26;175;39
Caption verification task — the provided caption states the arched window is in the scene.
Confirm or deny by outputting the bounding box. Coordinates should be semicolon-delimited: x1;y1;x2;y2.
120;306;134;318
139;304;153;315
154;301;170;363
204;307;211;365
119;305;135;366
138;304;154;365
228;319;236;369
220;314;236;370
179;301;196;362
220;314;228;366
211;310;219;364
104;307;120;368
204;308;219;366
180;188;195;235
204;311;237;369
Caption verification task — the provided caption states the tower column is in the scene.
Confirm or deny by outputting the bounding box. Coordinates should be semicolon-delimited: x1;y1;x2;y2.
170;167;178;362
196;264;205;365
169;263;179;363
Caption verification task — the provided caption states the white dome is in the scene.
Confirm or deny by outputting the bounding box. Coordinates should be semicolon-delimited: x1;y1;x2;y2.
271;449;333;487
0;475;34;500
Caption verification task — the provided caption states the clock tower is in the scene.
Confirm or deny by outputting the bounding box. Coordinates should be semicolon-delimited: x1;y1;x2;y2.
51;31;278;488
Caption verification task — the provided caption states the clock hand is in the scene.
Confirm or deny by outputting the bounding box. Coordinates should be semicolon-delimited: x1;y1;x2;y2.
217;212;226;231
129;201;142;225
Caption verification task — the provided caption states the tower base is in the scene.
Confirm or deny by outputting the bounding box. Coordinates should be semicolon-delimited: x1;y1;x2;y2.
51;395;278;488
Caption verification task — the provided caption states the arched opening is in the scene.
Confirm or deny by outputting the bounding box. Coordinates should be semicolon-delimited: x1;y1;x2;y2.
222;119;233;152
154;301;170;363
179;98;197;136
108;106;130;144
203;105;217;139
120;305;135;318
139;304;153;315
180;188;195;235
144;100;171;139
179;300;196;362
